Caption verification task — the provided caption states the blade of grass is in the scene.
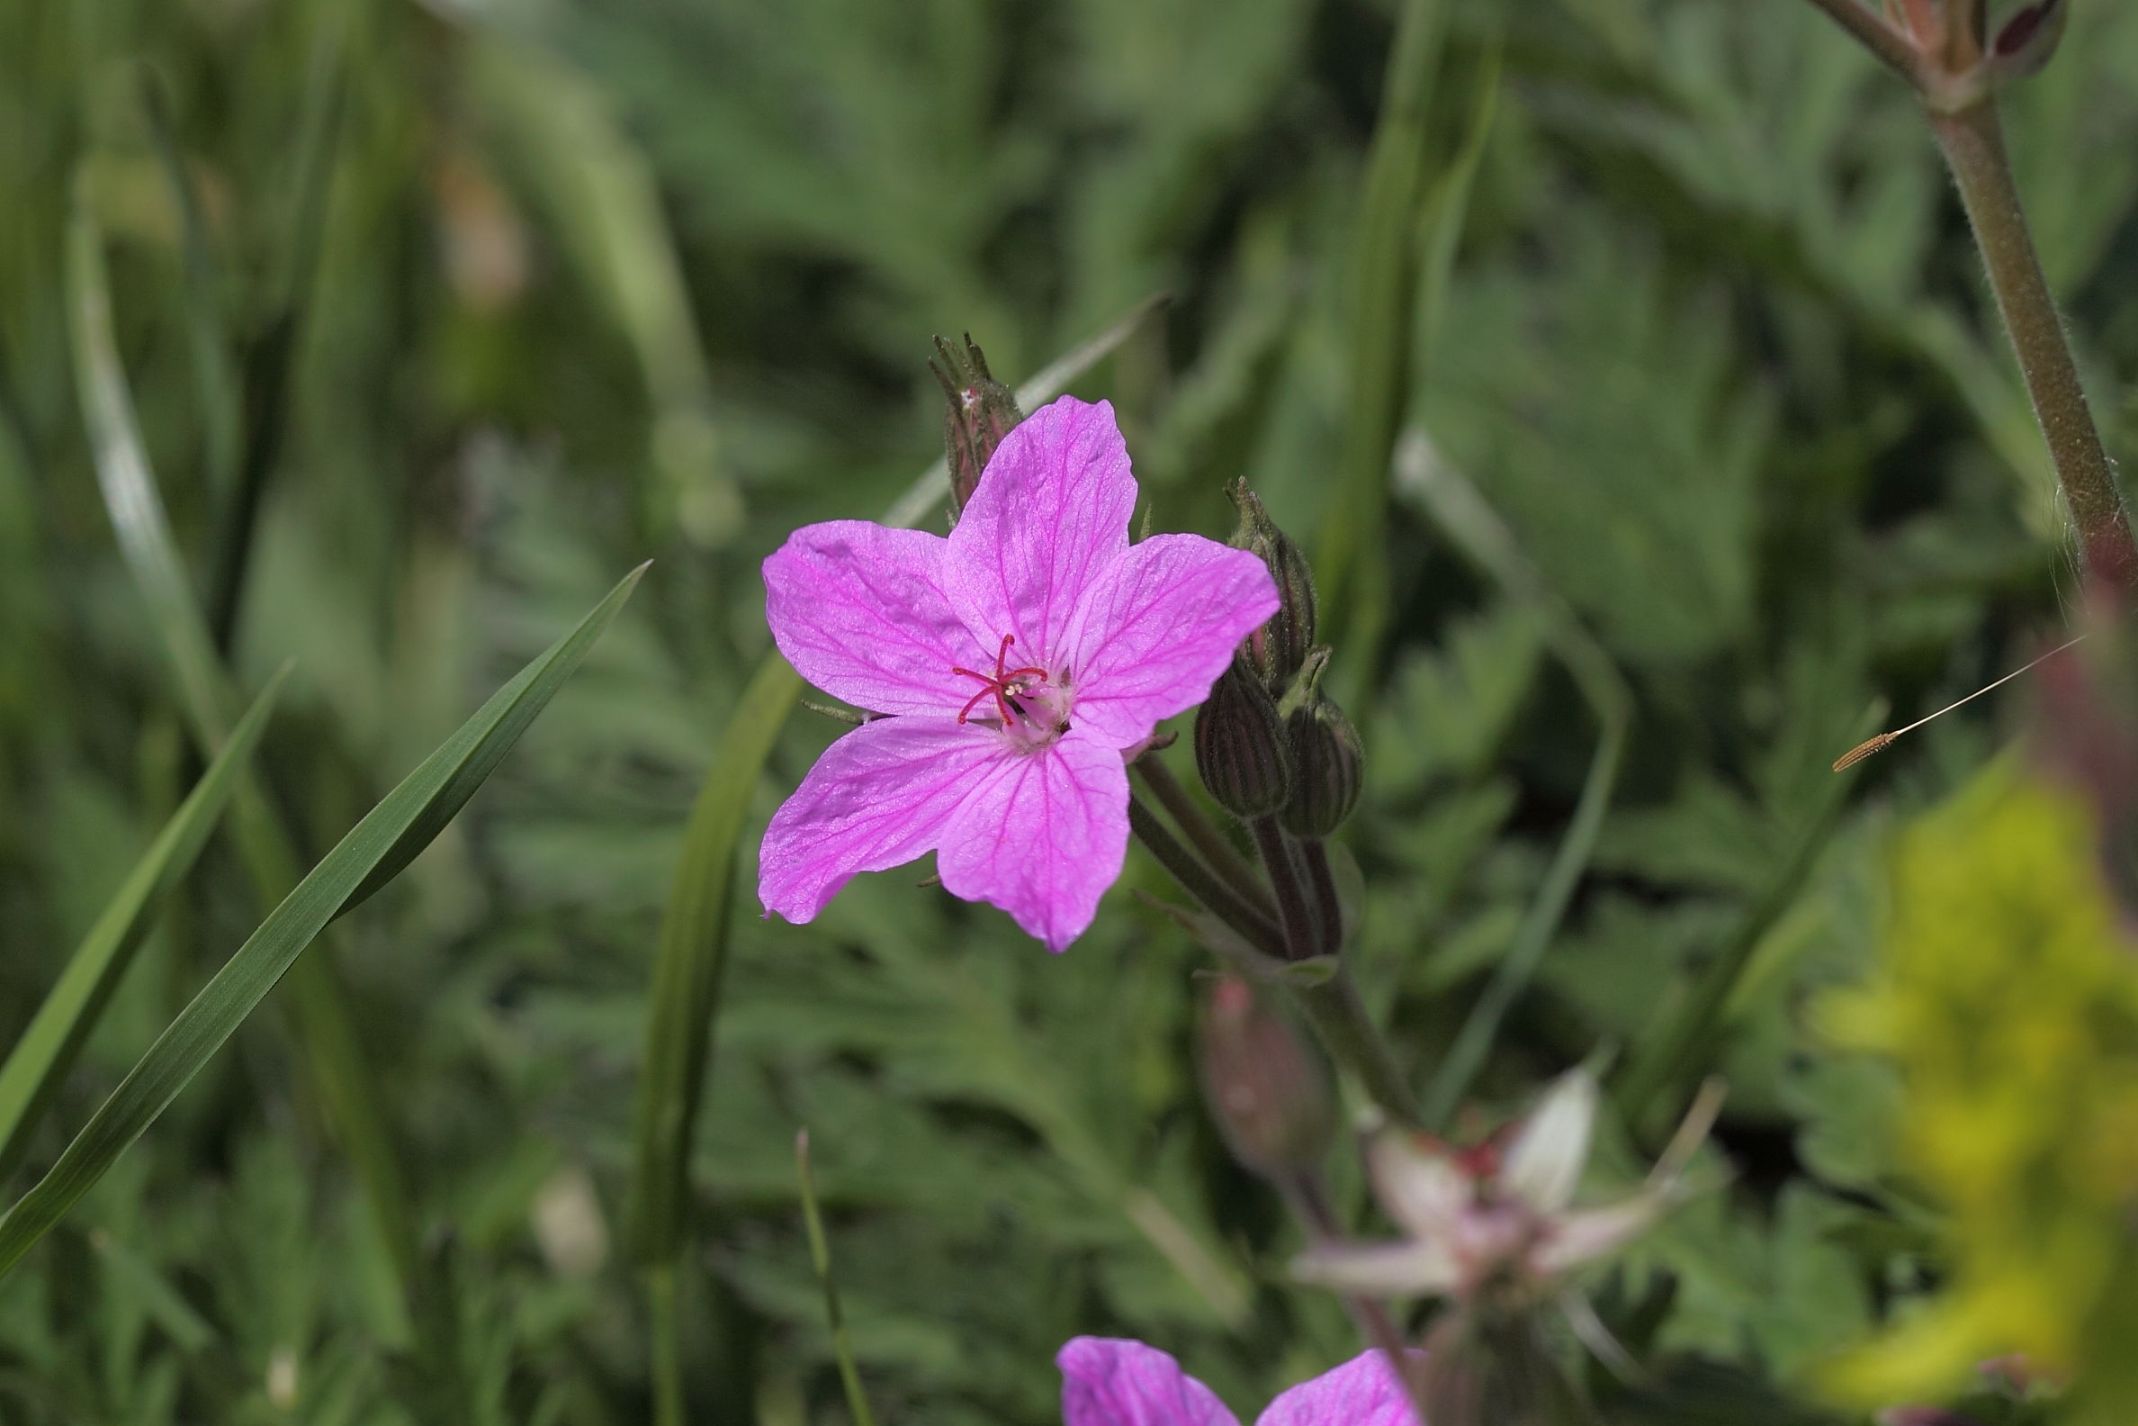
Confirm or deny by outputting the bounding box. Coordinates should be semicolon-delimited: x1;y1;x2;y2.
0;667;288;1184
0;563;644;1281
1315;0;1450;664
207;18;346;653
626;298;1170;1420
1394;439;1631;1129
796;1129;877;1426
140;68;239;503
70;176;505;1365
69;179;424;1303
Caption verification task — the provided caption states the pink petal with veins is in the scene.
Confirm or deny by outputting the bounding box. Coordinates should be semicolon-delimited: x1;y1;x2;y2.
1063;534;1278;749
935;726;1129;952
944;397;1136;668
764;520;983;717
1058;1338;1240;1426
1257;1350;1423;1426
758;718;1005;925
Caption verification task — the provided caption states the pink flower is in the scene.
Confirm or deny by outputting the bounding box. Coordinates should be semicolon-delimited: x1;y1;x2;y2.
1058;1338;1421;1426
758;396;1278;951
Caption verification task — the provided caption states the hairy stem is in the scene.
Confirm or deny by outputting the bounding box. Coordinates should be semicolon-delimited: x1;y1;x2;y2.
1129;795;1285;958
1133;756;1278;921
1932;102;2136;588
1291;968;1425;1129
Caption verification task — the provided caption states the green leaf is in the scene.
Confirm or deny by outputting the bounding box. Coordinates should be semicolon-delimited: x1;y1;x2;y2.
0;563;644;1280
625;295;1168;1269
68;171;435;1314
0;668;287;1182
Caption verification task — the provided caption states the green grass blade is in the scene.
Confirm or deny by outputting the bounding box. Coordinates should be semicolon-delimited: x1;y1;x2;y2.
624;299;1164;1274
68;175;433;1314
1394;451;1630;1128
208;18;346;652
796;1129;877;1426
68;178;228;740
0;667;288;1183
0;564;644;1281
140;68;239;502
1315;0;1449;665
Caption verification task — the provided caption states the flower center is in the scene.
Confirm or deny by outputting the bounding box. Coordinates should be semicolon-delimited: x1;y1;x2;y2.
951;634;1069;741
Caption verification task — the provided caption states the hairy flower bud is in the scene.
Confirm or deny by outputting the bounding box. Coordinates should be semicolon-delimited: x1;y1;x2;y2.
1227;480;1317;694
1280;677;1363;840
1197;976;1335;1176
1195;657;1291;818
930;334;1022;518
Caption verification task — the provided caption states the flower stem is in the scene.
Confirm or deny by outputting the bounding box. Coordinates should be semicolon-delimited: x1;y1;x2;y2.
647;1265;686;1426
1298;838;1345;958
1133;756;1278;921
1931;101;2138;589
1251;817;1320;963
1290;966;1425;1129
1129;794;1285;958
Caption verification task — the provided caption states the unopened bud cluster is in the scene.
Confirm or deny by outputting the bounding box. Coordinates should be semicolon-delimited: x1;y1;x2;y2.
1194;482;1362;837
930;334;1022;519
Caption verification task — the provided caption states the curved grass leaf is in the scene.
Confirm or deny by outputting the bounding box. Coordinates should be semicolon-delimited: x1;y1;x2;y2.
1314;0;1449;664
0;667;288;1183
626;295;1167;1271
0;563;645;1281
67;177;434;1311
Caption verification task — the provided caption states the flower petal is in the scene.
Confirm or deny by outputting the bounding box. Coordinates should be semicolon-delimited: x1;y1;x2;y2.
1257;1350;1422;1426
1530;1186;1681;1278
1061;535;1279;749
764;520;981;717
944;397;1136;669
1500;1067;1599;1215
758;717;1004;925
1291;1239;1460;1299
1058;1338;1241;1426
935;726;1128;952
1366;1131;1472;1242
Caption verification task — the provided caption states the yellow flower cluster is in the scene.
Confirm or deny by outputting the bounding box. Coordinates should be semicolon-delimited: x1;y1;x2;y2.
1822;765;2138;1419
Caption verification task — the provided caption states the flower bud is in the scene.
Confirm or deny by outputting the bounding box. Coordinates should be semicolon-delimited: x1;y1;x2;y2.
1988;0;2066;83
1197;976;1335;1176
1227;480;1317;694
1280;680;1363;840
930;335;1022;518
1195;657;1291;818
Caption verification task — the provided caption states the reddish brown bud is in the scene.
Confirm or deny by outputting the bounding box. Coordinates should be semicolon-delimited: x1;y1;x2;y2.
1197;976;1335;1176
1227;480;1317;695
930;335;1022;519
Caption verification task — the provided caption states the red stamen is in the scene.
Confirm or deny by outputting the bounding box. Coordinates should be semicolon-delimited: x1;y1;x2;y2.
949;632;1048;726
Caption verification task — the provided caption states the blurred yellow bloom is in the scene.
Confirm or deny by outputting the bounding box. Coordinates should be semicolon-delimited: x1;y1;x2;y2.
1822;764;2138;1420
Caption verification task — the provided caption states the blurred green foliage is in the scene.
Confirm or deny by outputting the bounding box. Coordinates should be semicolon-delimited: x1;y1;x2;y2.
6;0;2138;1421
